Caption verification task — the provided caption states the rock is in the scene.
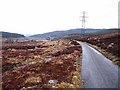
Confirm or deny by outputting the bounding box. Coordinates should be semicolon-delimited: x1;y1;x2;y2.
48;80;58;86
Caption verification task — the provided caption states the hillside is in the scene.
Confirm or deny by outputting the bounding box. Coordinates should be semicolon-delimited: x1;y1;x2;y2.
30;28;119;39
0;31;25;38
64;32;120;66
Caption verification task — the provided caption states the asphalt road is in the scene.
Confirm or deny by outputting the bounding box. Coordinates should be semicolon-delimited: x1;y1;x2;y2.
77;41;119;88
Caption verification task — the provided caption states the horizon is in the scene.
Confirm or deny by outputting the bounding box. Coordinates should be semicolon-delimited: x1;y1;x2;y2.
1;28;119;37
0;0;119;35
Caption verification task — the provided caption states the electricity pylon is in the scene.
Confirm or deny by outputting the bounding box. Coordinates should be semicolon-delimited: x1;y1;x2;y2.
80;11;88;34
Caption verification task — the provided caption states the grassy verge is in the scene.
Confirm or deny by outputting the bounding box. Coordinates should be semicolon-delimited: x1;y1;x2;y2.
84;42;120;66
55;55;83;89
76;55;84;88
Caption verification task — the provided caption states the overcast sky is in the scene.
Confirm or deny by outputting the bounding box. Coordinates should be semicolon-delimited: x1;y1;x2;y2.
0;0;119;35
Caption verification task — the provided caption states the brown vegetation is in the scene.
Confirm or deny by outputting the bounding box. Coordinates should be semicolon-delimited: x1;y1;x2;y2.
2;39;82;89
65;32;120;66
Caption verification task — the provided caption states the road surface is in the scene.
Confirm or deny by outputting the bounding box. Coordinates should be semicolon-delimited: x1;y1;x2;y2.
77;41;119;88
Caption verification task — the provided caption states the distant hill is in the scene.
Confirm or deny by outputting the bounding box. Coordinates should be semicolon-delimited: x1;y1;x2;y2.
30;28;119;39
0;31;25;38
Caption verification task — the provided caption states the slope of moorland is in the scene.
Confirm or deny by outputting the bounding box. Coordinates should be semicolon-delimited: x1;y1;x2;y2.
64;32;120;66
0;31;25;38
30;28;118;39
2;39;83;89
